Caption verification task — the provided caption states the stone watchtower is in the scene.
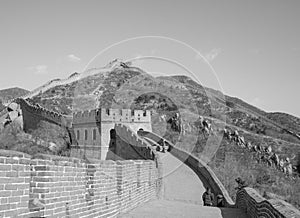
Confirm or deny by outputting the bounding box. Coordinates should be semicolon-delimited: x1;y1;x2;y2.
72;108;152;160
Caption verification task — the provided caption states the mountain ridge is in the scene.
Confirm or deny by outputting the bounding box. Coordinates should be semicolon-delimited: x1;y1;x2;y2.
0;61;299;145
1;60;300;208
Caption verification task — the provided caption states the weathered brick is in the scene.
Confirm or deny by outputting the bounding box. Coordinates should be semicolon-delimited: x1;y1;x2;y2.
17;207;28;215
9;196;21;203
20;196;29;202
38;171;55;177
44;209;54;216
9;177;25;183
5;184;18;190
0;197;8;204
16;183;29;190
19;158;31;165
33;188;50;193
0;164;11;171
34;165;48;171
0;190;11;197
6;171;18;177
0;204;10;210
5;158;19;164
12;164;25;171
54;206;65;214
19;171;31;177
4;209;18;217
32;177;52;182
17;200;28;208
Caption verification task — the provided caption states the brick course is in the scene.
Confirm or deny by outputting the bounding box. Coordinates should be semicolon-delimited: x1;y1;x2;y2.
236;187;300;218
0;150;161;218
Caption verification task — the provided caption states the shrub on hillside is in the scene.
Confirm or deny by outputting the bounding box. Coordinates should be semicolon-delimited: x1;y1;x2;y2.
226;101;235;108
0;121;71;156
0;122;49;155
30;121;71;156
209;150;300;209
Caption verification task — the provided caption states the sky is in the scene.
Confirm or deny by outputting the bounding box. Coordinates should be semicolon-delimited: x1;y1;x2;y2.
0;0;299;117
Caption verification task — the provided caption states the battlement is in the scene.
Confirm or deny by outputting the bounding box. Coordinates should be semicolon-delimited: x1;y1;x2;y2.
73;108;151;124
19;73;81;99
115;123;152;149
16;98;66;126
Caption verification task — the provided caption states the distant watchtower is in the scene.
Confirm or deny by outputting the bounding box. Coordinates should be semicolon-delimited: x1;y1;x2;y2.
72;108;152;160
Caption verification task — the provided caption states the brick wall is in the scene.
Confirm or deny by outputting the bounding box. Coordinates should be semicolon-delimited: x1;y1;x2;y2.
17;98;66;132
236;187;300;218
137;130;234;206
107;124;155;161
0;150;41;217
0;149;161;218
138;130;300;217
72;108;152;161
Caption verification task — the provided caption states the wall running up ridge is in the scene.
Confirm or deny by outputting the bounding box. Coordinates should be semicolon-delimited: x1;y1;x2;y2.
16;98;72;131
0;149;161;218
16;59;133;102
138;130;300;217
137;130;234;207
19;73;80;100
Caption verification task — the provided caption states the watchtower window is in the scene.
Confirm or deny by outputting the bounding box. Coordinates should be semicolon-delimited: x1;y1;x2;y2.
77;130;80;140
93;129;97;140
143;111;147;116
85;130;88;140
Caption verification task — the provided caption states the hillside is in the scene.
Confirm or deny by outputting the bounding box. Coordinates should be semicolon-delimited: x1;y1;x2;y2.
0;87;29;102
267;112;300;134
26;61;300;145
2;60;300;208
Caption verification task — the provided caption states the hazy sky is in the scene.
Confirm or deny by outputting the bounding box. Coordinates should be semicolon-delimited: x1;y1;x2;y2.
0;0;299;117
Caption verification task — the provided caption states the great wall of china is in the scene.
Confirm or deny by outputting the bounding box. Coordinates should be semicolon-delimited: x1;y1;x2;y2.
2;60;134;106
137;130;300;218
16;98;71;129
0;95;299;217
0;62;300;216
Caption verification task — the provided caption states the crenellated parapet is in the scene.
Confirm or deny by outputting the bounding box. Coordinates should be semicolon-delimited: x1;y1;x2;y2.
236;187;300;218
16;98;70;128
114;123;155;159
20;73;81;100
73;108;151;125
137;130;234;207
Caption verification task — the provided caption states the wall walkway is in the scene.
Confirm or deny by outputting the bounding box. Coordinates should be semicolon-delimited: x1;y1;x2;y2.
120;152;247;218
133;130;300;218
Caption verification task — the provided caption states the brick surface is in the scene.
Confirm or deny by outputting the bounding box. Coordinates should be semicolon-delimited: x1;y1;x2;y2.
0;143;160;218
